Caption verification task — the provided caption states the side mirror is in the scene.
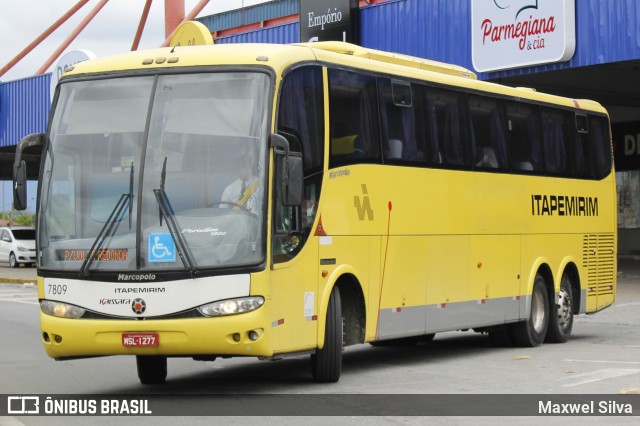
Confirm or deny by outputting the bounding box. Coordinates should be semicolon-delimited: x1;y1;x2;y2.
13;160;28;211
270;133;303;206
13;133;45;211
283;153;303;206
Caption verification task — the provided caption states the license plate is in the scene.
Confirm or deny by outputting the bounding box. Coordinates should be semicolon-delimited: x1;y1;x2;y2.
122;333;159;347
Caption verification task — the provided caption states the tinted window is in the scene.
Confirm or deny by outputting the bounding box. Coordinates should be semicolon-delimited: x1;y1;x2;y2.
541;108;574;176
278;66;325;173
574;114;592;178
425;87;470;167
506;102;543;172
378;78;427;164
329;70;381;168
590;115;613;179
275;66;325;262
11;229;35;240
469;96;508;169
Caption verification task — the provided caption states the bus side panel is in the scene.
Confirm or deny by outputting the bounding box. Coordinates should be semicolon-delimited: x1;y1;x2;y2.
270;240;320;354
425;235;470;332
376;236;427;340
469;235;521;323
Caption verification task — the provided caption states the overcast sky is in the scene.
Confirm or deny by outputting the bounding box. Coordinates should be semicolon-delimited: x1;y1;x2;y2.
0;0;272;82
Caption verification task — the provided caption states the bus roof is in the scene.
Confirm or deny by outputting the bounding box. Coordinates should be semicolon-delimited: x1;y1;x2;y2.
62;42;607;115
298;41;477;80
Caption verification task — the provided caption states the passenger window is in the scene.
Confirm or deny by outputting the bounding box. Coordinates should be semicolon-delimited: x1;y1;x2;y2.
425;88;470;167
574;114;592;178
541;108;574;176
469;96;508;170
589;115;613;179
378;78;426;164
506;102;543;172
328;69;381;168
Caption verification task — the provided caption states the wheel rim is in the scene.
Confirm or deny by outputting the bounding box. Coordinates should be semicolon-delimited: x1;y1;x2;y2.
9;254;16;267
531;285;546;334
556;286;572;329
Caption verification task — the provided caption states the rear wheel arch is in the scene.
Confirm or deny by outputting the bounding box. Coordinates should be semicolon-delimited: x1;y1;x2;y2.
510;264;552;347
561;262;581;315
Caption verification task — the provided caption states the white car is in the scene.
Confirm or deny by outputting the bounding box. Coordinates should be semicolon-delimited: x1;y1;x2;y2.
0;226;36;268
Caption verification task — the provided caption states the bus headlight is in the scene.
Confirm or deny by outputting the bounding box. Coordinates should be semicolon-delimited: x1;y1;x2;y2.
40;300;86;319
198;297;265;317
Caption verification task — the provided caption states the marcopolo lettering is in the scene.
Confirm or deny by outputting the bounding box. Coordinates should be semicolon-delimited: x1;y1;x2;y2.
531;195;598;216
117;274;157;281
308;8;343;31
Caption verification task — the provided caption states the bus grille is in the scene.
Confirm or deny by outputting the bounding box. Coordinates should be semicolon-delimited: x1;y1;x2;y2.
582;234;615;296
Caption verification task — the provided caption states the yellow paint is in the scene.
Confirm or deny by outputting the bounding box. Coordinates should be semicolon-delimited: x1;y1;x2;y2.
44;41;615;361
169;21;213;47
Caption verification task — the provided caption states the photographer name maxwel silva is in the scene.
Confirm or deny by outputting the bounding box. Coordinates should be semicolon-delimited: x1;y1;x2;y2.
539;399;633;415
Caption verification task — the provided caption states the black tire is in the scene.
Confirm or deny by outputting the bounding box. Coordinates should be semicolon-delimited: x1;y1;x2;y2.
510;273;549;347
545;273;574;343
136;355;167;385
9;252;17;268
311;287;342;383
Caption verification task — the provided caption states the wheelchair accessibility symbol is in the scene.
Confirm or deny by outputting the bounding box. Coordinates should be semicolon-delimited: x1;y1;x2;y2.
148;233;176;262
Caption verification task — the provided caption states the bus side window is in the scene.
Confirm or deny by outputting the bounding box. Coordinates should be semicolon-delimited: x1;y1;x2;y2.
328;69;381;168
542;108;574;176
574;114;592;178
378;78;427;164
589;115;613;179
469;96;508;170
274;65;325;262
506;102;543;172
425;88;470;168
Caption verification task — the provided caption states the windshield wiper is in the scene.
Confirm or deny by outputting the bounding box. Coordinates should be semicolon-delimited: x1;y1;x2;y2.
153;157;198;277
79;163;134;277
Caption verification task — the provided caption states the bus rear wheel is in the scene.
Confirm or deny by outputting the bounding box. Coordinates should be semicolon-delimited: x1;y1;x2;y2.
136;355;167;384
545;274;574;343
311;287;342;383
510;273;549;347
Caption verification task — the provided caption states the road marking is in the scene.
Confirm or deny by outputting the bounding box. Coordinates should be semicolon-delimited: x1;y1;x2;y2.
564;359;640;365
612;301;640;308
0;289;36;294
0;299;38;305
561;368;640;387
0;417;29;426
0;293;37;298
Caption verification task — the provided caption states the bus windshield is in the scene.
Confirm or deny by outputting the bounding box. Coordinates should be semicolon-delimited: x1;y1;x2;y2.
38;72;270;273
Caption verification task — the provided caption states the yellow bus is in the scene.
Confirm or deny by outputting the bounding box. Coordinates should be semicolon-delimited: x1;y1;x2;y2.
14;41;616;384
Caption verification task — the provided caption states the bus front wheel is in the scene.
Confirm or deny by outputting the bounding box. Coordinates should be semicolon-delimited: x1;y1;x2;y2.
311;287;342;383
510;273;549;347
136;355;167;385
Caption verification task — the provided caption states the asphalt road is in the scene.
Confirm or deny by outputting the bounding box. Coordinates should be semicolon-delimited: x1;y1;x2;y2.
0;259;639;425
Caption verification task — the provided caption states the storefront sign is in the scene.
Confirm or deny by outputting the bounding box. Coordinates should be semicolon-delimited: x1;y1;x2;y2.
471;0;576;72
300;0;359;44
612;122;640;171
